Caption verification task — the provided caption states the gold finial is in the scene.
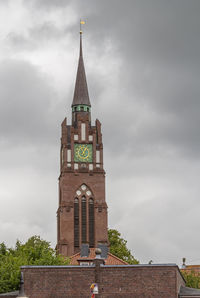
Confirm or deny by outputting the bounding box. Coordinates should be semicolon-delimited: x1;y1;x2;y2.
80;19;86;34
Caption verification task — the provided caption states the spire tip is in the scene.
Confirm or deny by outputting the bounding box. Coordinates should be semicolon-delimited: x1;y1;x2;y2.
80;20;86;34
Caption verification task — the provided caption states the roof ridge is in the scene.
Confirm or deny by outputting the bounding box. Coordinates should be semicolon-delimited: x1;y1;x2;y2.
69;248;129;265
70;251;81;259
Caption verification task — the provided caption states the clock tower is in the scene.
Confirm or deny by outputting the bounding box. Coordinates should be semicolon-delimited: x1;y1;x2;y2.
57;31;108;257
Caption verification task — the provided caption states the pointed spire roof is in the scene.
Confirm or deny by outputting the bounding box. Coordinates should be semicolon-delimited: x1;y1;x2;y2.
72;32;91;107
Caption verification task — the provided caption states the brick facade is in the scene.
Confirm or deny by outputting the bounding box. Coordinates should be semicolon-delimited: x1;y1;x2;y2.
0;264;186;298
100;265;184;297
57;114;108;257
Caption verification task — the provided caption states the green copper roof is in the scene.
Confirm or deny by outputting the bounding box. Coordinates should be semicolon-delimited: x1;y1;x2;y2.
72;105;91;112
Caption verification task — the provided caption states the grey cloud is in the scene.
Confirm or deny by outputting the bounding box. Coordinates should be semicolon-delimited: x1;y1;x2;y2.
23;0;69;10
28;22;73;43
6;32;35;51
6;24;72;52
0;59;59;145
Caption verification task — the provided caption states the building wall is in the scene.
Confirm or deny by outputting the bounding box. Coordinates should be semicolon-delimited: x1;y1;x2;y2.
23;266;95;298
9;264;185;298
100;266;184;297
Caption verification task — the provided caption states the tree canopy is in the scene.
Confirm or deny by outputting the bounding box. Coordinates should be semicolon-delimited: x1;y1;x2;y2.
182;271;200;289
2;232;199;293
108;229;139;264
0;236;69;294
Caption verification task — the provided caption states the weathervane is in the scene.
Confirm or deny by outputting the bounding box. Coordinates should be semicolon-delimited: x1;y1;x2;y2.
80;19;86;34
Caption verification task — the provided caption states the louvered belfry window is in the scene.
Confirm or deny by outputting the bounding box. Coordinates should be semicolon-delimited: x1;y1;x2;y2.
81;196;87;243
74;198;79;247
89;198;94;247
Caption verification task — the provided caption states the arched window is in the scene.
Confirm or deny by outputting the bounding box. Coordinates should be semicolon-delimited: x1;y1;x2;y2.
89;198;94;247
74;186;95;249
81;197;87;243
74;198;79;247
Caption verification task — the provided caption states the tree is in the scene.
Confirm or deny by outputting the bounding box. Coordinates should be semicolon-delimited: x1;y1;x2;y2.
108;229;139;264
0;236;69;294
182;271;200;289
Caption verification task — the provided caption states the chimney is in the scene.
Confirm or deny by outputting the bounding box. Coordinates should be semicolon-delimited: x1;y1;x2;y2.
80;243;90;257
97;243;108;259
182;257;186;269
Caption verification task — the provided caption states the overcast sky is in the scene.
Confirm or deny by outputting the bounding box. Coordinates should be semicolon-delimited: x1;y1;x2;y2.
0;0;200;266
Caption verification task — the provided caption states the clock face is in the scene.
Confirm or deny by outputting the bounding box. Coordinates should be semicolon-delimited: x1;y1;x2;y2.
74;144;93;163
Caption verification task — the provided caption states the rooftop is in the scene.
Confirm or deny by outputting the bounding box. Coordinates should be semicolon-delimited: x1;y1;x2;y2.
70;248;128;265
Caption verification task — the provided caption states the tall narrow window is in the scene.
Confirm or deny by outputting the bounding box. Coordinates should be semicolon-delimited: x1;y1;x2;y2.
67;149;71;162
74;198;79;247
81;123;86;141
89;198;94;247
81;197;87;243
96;150;100;163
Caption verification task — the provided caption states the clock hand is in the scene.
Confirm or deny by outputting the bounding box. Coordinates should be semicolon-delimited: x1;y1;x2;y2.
79;146;84;155
82;146;87;155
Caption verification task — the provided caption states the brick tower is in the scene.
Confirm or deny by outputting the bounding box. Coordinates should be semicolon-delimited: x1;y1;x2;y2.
57;31;108;257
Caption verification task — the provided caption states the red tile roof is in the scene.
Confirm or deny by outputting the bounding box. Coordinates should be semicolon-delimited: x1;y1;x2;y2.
70;248;128;265
181;265;200;273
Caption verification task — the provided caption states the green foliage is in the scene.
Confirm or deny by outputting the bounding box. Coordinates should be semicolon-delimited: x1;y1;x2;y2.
182;271;200;289
0;236;69;294
108;229;139;264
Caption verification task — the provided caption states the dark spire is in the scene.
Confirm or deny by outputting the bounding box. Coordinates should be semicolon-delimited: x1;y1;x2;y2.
72;32;91;107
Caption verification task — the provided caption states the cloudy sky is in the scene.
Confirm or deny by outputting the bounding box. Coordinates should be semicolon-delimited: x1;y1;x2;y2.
1;0;200;266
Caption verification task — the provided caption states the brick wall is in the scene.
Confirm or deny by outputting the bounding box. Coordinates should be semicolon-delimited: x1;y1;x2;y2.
18;264;184;298
0;264;185;298
22;266;95;298
100;265;185;297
